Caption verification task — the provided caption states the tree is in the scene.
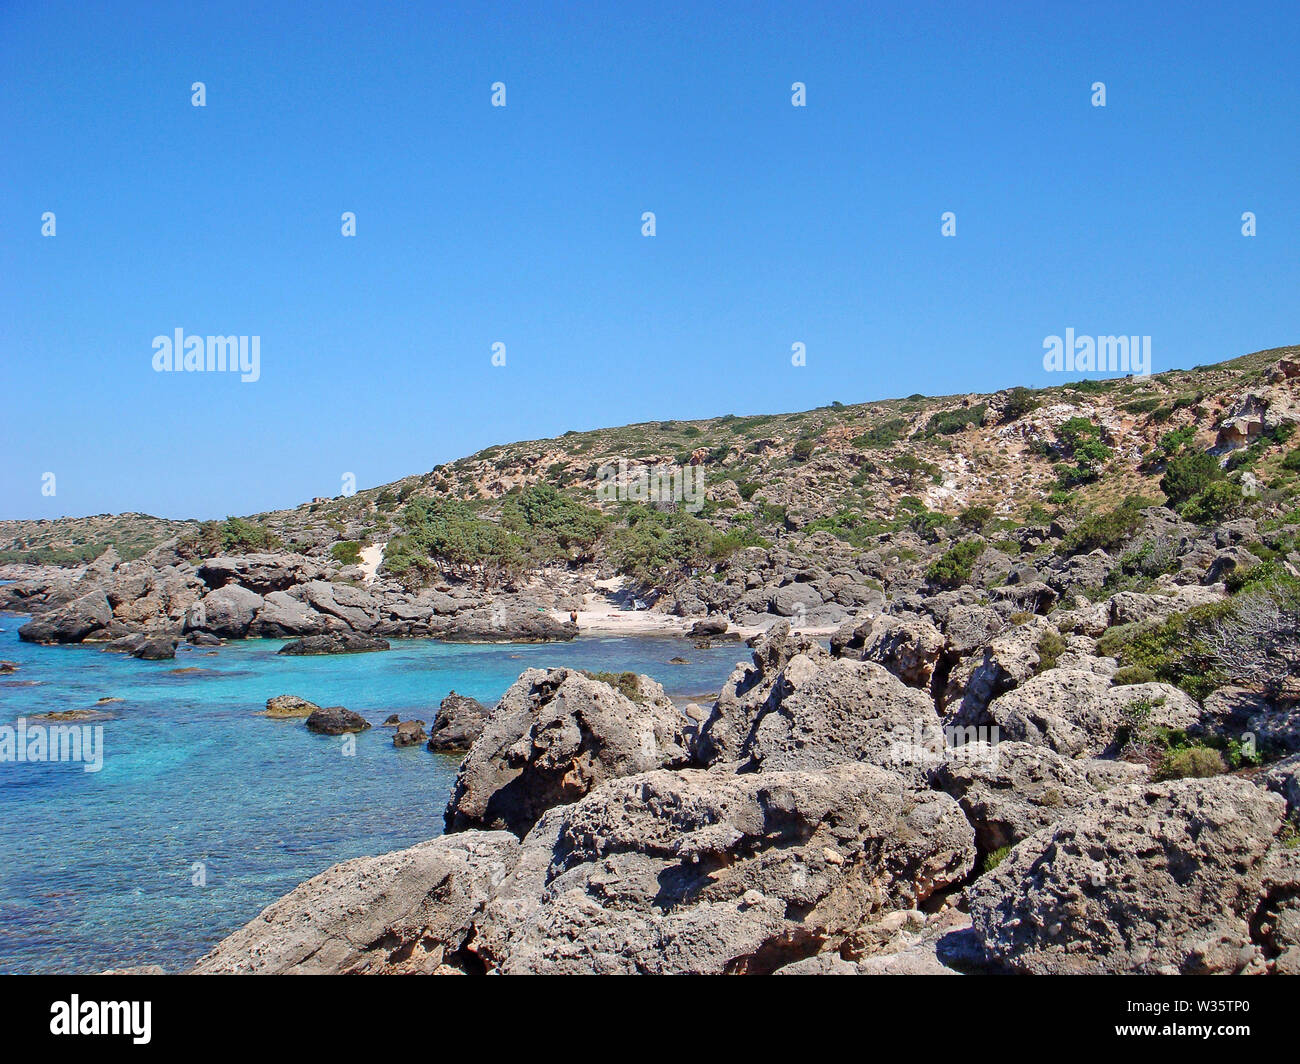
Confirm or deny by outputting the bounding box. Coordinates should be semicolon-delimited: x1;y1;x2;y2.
1204;583;1300;698
1161;451;1222;506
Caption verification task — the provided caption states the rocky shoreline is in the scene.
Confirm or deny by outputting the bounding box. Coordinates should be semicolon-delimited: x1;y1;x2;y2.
190;571;1299;974
7;498;1300;974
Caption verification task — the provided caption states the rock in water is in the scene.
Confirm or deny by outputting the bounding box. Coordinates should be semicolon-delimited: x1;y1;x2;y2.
130;635;178;660
393;721;427;747
426;692;490;753
264;695;320;719
305;706;372;735
277;632;390;656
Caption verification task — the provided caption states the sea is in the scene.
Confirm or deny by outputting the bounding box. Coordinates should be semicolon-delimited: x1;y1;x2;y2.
0;612;745;973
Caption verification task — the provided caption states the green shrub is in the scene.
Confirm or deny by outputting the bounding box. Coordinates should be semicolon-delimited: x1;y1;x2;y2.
851;418;907;449
330;541;362;566
1058;499;1145;555
1036;630;1067;672
1154;746;1227;781
1113;664;1157;685
1161;450;1223;506
982;846;1012;874
926;538;986;588
917;404;987;438
1179;480;1244;524
1002;387;1039;422
958;504;993;531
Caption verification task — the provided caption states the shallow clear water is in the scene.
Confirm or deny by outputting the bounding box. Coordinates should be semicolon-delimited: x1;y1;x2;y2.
0;613;744;973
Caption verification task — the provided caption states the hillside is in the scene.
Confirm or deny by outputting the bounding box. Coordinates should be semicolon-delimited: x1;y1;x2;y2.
4;344;1299;583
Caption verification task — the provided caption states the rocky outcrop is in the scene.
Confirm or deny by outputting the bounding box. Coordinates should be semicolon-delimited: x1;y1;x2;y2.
192;585;264;638
471;763;975;974
427;692;491;753
979;670;1203;758
968;777;1290;973
196;553;328;594
931;741;1146;854
428;607;577;643
830;614;945;690
444;668;690;837
18;591;112;643
192;832;520;974
698;654;944;777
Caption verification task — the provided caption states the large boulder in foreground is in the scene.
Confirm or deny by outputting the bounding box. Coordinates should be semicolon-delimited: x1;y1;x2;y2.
968;777;1289;974
193;584;265;638
694;645;943;777
192;832;519;974
427;692;491;753
931;741;1146;855
471;763;975;974
444;668;690;837
981;670;1202;758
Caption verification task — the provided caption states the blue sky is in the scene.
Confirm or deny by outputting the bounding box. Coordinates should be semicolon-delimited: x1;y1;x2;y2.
2;0;1297;520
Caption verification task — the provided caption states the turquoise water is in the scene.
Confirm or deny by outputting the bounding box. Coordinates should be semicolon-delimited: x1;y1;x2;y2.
0;613;743;973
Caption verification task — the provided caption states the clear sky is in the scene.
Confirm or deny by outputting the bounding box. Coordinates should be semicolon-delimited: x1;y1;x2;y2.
2;1;1297;520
